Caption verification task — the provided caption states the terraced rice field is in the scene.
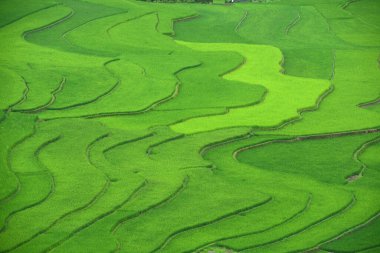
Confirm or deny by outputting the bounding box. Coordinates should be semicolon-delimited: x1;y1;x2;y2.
0;0;379;252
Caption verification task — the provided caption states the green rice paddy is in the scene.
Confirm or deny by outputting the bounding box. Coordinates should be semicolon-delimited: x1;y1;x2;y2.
0;0;379;252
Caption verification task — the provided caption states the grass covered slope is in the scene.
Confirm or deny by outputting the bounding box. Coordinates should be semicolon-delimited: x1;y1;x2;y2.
0;0;379;253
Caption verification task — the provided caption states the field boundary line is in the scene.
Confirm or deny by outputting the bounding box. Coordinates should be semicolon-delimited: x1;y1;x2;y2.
146;134;184;158
44;180;148;253
48;80;119;111
0;4;60;29
235;10;248;32
168;14;199;36
347;136;380;182
111;176;190;233
233;128;380;159
14;77;66;113
1;76;29;123
151;196;273;252
155;12;160;32
47;59;121;111
238;193;356;252
188;193;312;253
340;0;360;10
285;12;301;35
312;6;333;33
61;10;128;51
106;11;156;36
6;76;29;111
23;10;74;41
0;119;37;205
103;133;155;155
358;97;380;108
303;211;380;253
84;133;113;208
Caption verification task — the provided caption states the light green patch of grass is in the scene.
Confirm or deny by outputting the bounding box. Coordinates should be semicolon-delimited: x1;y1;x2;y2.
271;50;380;135
171;41;330;134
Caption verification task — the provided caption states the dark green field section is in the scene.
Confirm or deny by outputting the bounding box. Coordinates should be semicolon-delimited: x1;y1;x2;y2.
0;0;379;252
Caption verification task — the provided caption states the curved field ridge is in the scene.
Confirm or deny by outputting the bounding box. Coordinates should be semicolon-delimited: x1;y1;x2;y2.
0;0;379;253
186;194;313;253
13;77;66;113
235;11;248;32
111;176;190;233
153;196;273;252
238;193;357;252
